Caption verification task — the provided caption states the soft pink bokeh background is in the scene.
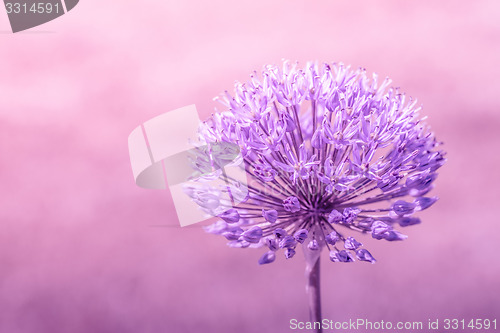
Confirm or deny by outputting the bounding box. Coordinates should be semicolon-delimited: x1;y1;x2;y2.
1;1;499;332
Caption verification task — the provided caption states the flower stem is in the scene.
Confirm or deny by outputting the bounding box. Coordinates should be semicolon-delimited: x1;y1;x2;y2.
305;254;322;332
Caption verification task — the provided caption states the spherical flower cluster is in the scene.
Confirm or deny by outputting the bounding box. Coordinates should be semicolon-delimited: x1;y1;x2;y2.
190;61;445;265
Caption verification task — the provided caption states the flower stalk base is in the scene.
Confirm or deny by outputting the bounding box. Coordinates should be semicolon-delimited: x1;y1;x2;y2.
304;239;323;333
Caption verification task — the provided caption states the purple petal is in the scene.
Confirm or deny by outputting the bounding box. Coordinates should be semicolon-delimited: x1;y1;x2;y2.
265;237;278;251
398;217;421;227
279;235;297;249
218;209;240;223
414;196;438;211
406;171;436;190
293;229;309;244
273;228;288;239
392;200;416;216
258;251;276;265
194;193;220;209
328;209;343;224
356;249;376;263
357;218;375;231
330;250;355;263
222;227;243;241
285;247;296;259
281;112;296;132
241;226;263;243
227;240;250;248
262;209;278;223
307;240;320;251
384;230;408;241
344;237;362;250
203;220;228;234
343;207;361;223
325;231;340;245
283;196;301;212
371;221;392;240
377;176;400;192
311;129;326;149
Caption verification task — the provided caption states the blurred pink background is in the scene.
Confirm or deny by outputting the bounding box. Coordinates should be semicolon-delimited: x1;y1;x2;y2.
1;1;499;332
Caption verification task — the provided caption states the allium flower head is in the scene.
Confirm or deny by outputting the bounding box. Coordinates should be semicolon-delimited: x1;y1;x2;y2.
190;61;445;265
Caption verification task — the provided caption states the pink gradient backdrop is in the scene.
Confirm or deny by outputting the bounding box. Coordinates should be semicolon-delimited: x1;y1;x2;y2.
1;1;499;332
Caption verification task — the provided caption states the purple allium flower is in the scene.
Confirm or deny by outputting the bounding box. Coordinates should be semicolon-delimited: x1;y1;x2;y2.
192;61;445;265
